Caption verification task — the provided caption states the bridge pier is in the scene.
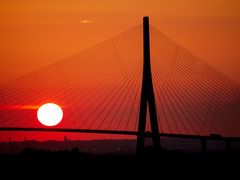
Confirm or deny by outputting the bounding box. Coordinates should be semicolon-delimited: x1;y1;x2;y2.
136;16;161;154
201;138;234;153
225;139;231;152
201;138;207;153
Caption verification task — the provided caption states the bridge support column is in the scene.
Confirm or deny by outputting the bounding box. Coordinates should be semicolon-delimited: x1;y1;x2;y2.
201;138;207;153
136;16;161;154
225;139;231;152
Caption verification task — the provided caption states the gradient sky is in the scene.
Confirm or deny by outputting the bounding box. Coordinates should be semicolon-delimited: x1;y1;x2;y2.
0;0;240;142
1;0;240;83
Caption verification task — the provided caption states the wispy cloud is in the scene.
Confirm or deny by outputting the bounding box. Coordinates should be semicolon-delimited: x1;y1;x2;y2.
80;20;93;24
0;105;39;110
0;104;66;110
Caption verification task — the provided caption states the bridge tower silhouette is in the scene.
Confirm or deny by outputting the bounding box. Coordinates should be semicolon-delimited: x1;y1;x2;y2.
0;16;240;154
137;16;161;153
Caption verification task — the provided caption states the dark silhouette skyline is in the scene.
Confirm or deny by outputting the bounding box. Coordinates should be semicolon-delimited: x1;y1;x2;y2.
0;17;239;154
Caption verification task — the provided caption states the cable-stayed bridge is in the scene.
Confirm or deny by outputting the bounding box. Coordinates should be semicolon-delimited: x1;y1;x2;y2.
0;17;239;153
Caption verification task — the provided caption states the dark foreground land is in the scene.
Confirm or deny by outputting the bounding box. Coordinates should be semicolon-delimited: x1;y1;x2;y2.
0;147;239;178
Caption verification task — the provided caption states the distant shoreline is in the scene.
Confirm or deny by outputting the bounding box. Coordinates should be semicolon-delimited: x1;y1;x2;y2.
1;138;240;154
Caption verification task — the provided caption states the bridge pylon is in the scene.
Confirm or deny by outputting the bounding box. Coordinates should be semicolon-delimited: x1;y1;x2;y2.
136;16;161;154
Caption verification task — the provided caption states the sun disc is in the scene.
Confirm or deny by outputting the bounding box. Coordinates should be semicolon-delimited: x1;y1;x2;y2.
37;103;63;126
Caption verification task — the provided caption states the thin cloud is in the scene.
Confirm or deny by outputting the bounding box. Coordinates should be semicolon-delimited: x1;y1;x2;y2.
80;20;93;24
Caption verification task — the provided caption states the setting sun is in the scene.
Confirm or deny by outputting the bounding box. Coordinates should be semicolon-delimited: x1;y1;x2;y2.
37;103;63;126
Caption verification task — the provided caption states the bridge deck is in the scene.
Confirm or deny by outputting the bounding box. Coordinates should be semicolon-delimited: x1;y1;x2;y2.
0;127;239;141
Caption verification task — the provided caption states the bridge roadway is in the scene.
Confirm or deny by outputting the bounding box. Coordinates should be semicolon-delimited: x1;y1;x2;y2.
0;127;239;141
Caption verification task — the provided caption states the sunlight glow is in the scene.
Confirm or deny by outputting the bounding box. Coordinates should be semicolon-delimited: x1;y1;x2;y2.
37;103;63;126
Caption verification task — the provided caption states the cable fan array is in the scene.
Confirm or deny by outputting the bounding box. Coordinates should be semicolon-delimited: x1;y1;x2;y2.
0;24;239;137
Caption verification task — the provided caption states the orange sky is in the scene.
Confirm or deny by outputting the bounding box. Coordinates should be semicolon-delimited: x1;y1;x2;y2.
0;0;240;142
0;0;240;83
